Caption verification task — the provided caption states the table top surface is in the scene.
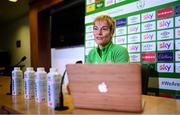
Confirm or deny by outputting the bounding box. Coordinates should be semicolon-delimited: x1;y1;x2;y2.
0;76;180;114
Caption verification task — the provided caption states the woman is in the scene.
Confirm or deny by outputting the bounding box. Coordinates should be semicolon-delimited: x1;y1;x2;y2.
86;15;129;64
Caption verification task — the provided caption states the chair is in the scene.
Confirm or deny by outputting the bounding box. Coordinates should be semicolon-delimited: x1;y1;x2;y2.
141;64;151;95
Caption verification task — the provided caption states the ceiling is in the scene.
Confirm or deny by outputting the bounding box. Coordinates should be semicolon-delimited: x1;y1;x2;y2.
0;0;29;26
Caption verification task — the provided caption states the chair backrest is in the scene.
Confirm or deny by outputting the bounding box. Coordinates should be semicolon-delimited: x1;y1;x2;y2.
141;64;151;95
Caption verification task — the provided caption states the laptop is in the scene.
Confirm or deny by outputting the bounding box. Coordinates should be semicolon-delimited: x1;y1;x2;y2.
66;63;143;112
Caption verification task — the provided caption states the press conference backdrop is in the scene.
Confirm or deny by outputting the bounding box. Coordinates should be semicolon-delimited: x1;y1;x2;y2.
84;0;180;99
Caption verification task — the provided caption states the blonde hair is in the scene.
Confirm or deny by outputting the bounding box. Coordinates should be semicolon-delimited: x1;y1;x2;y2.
93;15;115;33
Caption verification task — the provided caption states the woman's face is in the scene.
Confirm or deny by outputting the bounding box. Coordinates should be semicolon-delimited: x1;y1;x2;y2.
93;20;114;49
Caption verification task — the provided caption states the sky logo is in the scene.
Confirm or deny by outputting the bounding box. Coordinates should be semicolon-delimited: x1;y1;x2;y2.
142;32;156;42
144;33;153;40
116;36;126;44
158;40;173;51
128;44;140;52
128;24;140;34
142;11;156;22
157;63;174;73
157;18;173;29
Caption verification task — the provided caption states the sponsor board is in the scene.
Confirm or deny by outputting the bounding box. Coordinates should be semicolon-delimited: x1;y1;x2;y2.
175;51;180;61
115;27;127;36
141;11;156;22
157;63;174;73
86;4;95;12
142;42;156;52
105;0;115;6
129;53;140;62
128;14;140;25
86;33;94;40
175;16;180;27
157;29;174;40
86;25;93;33
159;78;180;91
175;4;180;15
115;36;126;44
128;44;140;53
116;18;127;27
141;31;156;42
128;34;140;43
86;40;95;48
157;7;174;19
128;24;140;34
96;1;104;9
157;40;174;51
141;21;156;32
175;28;180;38
157;51;174;62
175;63;180;73
86;0;95;5
116;0;125;3
176;39;180;50
157;18;174;30
142;52;156;62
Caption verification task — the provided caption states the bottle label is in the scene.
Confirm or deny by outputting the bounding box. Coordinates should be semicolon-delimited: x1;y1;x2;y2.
24;79;35;99
47;82;60;108
35;80;47;103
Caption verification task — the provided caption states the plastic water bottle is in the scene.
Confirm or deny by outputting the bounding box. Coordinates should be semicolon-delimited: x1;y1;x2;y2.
24;67;35;99
35;67;47;103
12;67;23;95
47;68;61;108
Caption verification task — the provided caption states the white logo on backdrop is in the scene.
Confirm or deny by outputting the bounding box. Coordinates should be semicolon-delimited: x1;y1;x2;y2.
159;78;180;91
141;21;156;32
157;29;174;40
157;63;174;73
157;40;174;51
141;31;156;42
175;16;180;27
175;63;180;73
176;39;180;50
175;28;180;38
142;42;156;52
141;11;156;22
157;18;174;30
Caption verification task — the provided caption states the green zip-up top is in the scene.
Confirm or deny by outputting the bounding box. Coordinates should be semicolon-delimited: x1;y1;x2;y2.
86;41;129;64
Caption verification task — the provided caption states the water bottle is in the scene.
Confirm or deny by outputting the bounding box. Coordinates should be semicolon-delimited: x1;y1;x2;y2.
47;68;61;108
12;67;23;95
24;67;35;99
35;67;47;103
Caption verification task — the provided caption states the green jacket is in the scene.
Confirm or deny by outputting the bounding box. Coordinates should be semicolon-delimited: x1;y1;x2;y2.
86;41;129;64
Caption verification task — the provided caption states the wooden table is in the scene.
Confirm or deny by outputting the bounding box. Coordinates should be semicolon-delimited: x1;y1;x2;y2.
0;76;180;114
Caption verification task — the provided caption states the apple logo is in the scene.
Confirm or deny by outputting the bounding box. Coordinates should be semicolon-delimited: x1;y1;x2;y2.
98;82;108;93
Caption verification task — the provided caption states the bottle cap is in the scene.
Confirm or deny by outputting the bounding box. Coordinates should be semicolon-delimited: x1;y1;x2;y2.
26;67;33;71
14;67;20;70
50;68;57;72
37;67;45;71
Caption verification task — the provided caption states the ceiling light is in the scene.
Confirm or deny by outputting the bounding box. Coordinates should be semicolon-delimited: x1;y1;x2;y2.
8;0;18;2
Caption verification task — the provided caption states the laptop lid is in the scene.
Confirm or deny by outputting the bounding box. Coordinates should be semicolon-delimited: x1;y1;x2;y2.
66;63;142;112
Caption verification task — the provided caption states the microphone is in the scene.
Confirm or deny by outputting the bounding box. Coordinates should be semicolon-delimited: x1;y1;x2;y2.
14;56;27;67
55;60;82;111
6;56;27;95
